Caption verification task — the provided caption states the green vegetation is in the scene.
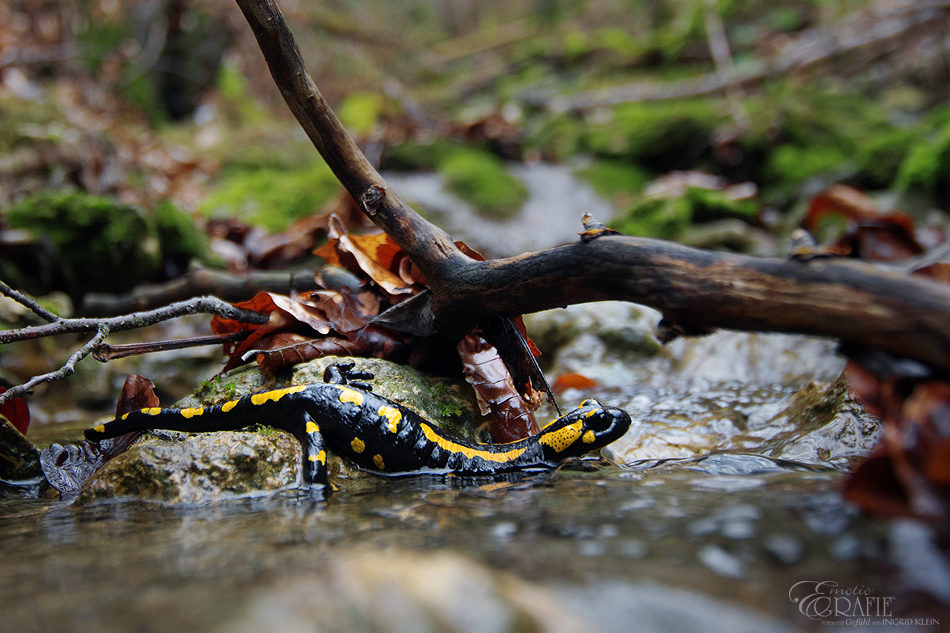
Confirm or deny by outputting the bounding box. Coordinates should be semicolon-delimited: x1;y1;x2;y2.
610;186;758;240
337;92;386;137
574;158;651;206
0;96;69;152
1;192;211;300
201;161;341;232
439;148;528;220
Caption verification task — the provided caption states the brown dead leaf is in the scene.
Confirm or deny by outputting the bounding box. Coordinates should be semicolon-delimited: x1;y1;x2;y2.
457;331;539;443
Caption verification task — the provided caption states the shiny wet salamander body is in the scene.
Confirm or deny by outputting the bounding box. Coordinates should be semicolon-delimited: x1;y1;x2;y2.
84;365;631;491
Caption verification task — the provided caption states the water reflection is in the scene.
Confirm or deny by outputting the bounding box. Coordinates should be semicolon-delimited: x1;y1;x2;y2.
3;462;944;632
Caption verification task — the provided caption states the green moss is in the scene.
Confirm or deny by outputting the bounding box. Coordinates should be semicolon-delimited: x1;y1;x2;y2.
608;186;758;240
766;144;851;191
609;196;692;240
3;192;157;298
583;100;725;169
686;186;759;221
337;92;385;137
154;201;217;272
1;192;213;299
439;148;528;220
382;138;459;171
857;127;917;190
574;158;651;205
895;121;950;201
201;161;340;232
524;113;587;161
0;96;68;152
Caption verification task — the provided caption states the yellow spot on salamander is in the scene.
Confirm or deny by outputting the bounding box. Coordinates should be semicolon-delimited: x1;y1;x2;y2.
582;429;596;444
337;386;364;406
317;450;326;465
144;408;163;416
419;424;526;463
93;424;106;434
180;408;205;419
222;400;239;413
306;421;320;434
538;421;584;453
308;454;319;462
249;385;307;406
351;437;365;454
378;406;402;433
373;454;385;470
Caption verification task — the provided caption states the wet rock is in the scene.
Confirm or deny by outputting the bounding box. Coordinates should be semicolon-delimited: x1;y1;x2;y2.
79;357;487;503
217;549;796;633
606;376;881;468
80;431;300;504
0;415;42;481
525;301;846;391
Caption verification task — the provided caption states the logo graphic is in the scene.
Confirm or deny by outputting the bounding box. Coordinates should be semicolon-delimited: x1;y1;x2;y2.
788;581;939;627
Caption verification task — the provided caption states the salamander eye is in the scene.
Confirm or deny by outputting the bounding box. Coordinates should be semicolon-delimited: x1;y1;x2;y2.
580;398;600;408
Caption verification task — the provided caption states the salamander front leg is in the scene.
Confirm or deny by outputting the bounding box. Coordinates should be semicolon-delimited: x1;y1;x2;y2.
323;362;374;390
292;411;329;491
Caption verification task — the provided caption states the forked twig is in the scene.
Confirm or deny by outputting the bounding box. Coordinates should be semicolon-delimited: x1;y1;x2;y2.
0;293;268;406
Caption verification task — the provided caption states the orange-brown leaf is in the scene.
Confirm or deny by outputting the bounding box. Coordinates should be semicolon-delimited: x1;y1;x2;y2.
552;373;600;394
315;215;414;296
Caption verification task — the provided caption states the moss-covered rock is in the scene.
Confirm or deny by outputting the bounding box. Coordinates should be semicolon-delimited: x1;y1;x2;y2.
0;415;42;482
438;148;528;219
584;100;725;169
80;357;490;502
609;186;758;240
0;191;212;300
573;158;651;208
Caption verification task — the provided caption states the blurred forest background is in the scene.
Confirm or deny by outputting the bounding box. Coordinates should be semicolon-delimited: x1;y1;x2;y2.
1;0;949;313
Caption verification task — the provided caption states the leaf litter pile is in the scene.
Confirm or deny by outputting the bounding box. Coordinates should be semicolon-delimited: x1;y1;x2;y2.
211;213;552;444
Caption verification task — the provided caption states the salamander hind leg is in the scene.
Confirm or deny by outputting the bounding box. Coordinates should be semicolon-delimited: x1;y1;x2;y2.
286;411;330;491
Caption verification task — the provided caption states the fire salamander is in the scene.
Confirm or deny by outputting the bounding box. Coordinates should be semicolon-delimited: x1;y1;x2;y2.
84;364;631;491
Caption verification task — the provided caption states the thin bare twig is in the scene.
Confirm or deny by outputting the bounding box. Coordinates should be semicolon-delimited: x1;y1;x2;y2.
91;331;251;362
0;295;269;406
0;296;268;345
0;280;61;323
1;325;109;404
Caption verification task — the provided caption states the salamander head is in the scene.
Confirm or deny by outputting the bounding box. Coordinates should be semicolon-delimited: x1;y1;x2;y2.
537;399;631;459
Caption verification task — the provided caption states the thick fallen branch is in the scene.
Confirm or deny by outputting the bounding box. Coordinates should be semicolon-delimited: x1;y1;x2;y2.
236;0;950;372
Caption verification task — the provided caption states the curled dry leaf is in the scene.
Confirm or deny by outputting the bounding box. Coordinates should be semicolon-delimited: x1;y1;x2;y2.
314;215;417;296
457;331;540;443
40;375;159;497
804;185;930;262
